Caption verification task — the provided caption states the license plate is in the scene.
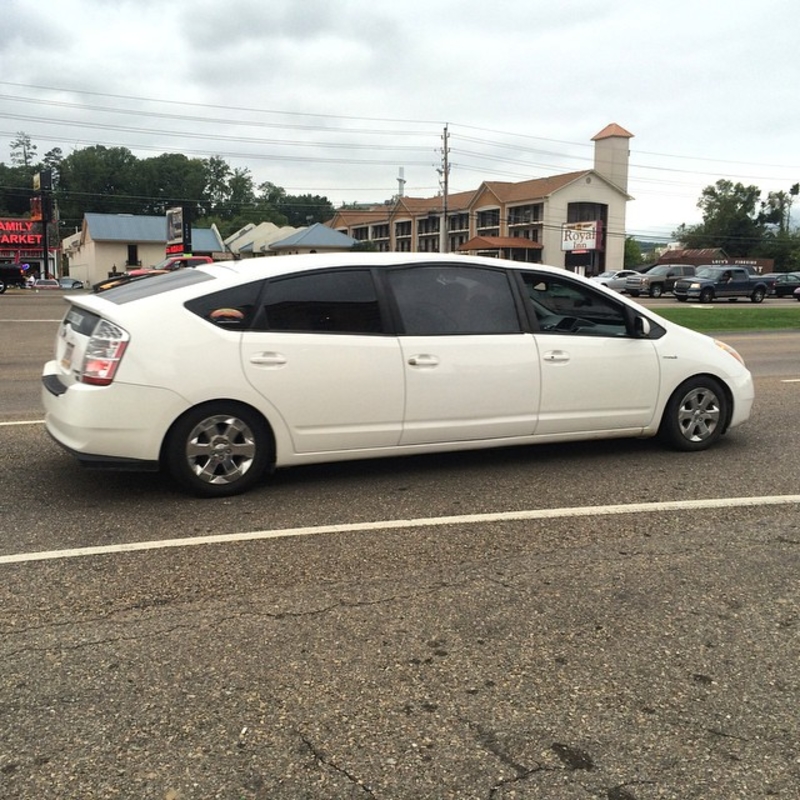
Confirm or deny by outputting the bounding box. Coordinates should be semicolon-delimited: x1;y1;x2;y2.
61;342;74;371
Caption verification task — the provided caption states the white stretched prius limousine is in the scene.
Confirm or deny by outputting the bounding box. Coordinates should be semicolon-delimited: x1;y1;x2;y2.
42;253;755;497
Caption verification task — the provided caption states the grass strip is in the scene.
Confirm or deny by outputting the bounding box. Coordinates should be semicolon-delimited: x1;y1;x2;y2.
652;305;800;333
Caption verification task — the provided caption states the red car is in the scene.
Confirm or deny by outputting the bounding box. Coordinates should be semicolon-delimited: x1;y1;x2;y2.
94;256;214;292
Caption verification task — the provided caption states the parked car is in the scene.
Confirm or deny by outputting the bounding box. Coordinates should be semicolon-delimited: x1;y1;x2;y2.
32;278;60;290
590;269;639;292
42;253;755;498
58;277;84;290
673;266;769;303
624;264;696;298
771;272;800;297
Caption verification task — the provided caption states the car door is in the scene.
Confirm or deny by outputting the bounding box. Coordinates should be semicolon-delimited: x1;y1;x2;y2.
238;269;406;454
386;264;541;445
519;272;661;435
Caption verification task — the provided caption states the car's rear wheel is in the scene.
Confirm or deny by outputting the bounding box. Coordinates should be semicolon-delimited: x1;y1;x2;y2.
0;279;6;294
165;402;273;497
750;287;765;303
659;376;727;452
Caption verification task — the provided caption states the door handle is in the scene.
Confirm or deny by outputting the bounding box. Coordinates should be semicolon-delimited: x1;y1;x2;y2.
543;350;570;363
249;352;288;367
407;354;440;367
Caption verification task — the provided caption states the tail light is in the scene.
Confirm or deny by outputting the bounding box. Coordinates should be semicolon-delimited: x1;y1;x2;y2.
81;319;130;386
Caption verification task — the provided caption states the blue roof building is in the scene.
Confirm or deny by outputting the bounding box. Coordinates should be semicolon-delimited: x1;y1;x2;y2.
62;213;227;287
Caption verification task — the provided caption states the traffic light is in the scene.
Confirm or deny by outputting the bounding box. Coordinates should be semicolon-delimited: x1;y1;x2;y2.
30;196;42;221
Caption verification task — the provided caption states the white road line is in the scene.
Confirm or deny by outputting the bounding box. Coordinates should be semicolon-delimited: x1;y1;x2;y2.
2;495;799;566
0;420;45;427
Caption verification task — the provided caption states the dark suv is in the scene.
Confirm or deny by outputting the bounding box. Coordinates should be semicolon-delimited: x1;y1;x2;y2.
0;263;29;293
624;264;696;298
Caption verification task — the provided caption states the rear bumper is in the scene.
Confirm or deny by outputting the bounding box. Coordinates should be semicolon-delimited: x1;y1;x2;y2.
45;426;160;471
42;362;190;468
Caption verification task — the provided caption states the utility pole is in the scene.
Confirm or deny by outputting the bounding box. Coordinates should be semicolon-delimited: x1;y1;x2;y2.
33;169;52;277
438;124;450;253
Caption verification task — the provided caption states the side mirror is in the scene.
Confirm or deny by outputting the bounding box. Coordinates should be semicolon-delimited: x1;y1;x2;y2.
634;315;651;338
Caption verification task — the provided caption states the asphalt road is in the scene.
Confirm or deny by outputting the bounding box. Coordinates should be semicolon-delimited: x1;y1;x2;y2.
1;290;799;799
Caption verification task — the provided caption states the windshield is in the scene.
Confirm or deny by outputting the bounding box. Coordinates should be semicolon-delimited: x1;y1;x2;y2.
150;257;177;270
695;267;716;278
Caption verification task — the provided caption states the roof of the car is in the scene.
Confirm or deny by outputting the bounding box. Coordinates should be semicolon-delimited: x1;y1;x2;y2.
198;252;563;281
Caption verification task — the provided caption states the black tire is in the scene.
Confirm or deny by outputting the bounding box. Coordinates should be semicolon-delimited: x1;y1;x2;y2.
628;291;640;297
0;280;6;294
750;287;765;303
699;288;714;304
650;284;663;298
676;296;687;302
659;376;727;452
164;402;273;497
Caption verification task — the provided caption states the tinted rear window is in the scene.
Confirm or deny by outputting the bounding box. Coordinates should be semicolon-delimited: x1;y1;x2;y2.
98;269;214;304
64;305;101;335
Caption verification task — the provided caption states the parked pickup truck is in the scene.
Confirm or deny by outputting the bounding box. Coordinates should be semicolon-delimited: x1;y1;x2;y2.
673;266;770;303
0;263;29;293
624;264;696;298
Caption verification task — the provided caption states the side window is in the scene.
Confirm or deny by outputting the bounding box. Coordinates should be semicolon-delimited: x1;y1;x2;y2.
387;265;520;335
263;269;383;334
521;272;629;337
184;281;263;330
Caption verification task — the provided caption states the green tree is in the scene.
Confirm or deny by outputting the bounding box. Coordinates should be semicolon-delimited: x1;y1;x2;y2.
0;162;35;216
56;145;140;227
10;131;37;167
623;236;643;268
278;193;335;226
129;153;207;215
203;156;233;217
674;179;766;257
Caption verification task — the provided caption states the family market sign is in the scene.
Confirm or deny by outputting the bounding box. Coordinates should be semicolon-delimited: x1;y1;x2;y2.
0;218;44;258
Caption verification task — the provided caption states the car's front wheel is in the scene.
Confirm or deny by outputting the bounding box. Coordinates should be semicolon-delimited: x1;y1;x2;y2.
650;284;663;298
750;287;765;303
165;402;273;497
659;376;727;452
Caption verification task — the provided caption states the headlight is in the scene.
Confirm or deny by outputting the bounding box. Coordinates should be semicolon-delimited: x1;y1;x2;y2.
689;282;701;289
714;339;745;366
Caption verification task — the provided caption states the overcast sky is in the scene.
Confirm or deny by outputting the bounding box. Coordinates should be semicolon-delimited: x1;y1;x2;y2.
2;0;798;241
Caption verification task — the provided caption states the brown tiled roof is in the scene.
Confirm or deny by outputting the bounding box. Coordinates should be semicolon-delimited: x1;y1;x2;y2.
483;171;591;203
458;236;543;251
592;123;634;140
662;248;727;259
328;206;389;227
327;166;615;230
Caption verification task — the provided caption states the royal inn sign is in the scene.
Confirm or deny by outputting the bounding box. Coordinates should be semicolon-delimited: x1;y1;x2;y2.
561;221;604;253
